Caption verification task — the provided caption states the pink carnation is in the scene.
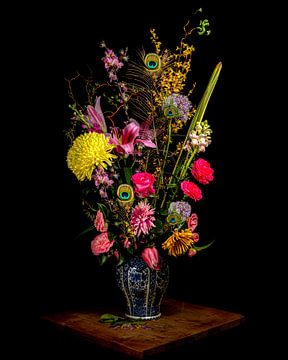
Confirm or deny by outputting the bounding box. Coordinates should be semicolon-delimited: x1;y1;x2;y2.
131;172;156;198
191;158;214;185
187;213;198;231
94;210;107;232
91;232;114;255
181;181;202;201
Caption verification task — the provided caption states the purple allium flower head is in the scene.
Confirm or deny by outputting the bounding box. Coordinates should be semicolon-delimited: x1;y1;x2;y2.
168;201;192;221
163;94;192;123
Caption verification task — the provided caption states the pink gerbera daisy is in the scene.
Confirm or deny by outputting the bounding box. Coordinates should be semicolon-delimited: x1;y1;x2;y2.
130;201;156;237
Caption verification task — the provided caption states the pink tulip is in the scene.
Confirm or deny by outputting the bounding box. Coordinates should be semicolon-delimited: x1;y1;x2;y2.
188;249;197;257
142;247;161;270
187;213;198;231
123;238;131;249
109;121;156;155
192;233;199;243
113;250;120;261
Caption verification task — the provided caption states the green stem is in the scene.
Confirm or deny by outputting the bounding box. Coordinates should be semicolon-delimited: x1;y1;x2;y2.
159;119;172;208
179;148;197;180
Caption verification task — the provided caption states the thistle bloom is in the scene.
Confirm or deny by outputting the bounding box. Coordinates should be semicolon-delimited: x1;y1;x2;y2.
162;229;195;257
67;132;117;181
130;201;156;237
142;247;161;270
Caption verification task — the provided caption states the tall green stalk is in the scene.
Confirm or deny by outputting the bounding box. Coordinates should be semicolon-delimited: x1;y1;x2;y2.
160;62;222;208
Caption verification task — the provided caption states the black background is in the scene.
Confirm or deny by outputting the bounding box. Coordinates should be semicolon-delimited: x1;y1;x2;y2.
16;0;281;357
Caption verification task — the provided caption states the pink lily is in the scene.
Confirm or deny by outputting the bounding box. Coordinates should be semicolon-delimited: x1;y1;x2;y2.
142;247;161;270
85;96;107;133
109;121;156;155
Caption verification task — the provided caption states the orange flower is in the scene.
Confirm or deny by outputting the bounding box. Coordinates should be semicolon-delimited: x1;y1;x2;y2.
162;229;195;256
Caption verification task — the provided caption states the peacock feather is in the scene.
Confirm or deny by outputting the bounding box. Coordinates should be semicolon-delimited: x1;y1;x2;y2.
144;53;162;72
125;48;173;123
117;184;134;207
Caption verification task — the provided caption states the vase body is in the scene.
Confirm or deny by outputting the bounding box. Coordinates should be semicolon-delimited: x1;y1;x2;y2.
115;256;169;320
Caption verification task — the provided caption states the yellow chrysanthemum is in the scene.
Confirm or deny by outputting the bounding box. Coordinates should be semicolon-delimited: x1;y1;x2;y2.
67;132;117;181
162;229;194;257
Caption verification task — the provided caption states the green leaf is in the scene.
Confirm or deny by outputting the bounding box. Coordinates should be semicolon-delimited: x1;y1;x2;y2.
100;313;124;323
116;255;126;266
194;240;215;252
97;203;109;217
98;254;108;266
124;167;132;184
74;225;95;240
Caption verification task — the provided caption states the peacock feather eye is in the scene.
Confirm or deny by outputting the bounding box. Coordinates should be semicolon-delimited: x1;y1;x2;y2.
163;105;179;119
117;184;134;203
144;53;161;72
167;213;181;225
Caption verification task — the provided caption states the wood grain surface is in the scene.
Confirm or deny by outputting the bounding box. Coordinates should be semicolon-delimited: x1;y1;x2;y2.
41;298;244;358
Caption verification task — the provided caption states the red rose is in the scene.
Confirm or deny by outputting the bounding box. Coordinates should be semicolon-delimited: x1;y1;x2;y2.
91;232;114;255
181;181;202;201
131;172;156;198
191;158;214;185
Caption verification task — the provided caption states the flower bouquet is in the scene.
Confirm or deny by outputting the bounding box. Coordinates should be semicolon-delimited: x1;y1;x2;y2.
65;13;221;317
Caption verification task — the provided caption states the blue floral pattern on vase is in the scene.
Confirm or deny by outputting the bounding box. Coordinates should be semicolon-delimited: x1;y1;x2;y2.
115;256;169;320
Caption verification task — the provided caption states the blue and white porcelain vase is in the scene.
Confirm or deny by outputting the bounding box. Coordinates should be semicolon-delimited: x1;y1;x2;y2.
115;256;169;320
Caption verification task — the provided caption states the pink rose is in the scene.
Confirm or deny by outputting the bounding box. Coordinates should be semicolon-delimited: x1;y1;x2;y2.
91;232;114;255
191;158;214;185
187;213;198;231
142;247;161;270
131;172;156;198
94;210;107;232
181;181;202;201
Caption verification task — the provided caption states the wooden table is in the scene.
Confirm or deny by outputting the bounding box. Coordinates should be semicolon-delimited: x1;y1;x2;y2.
41;298;244;359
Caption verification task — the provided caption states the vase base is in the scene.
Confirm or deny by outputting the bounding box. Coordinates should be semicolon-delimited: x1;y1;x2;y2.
125;313;161;321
